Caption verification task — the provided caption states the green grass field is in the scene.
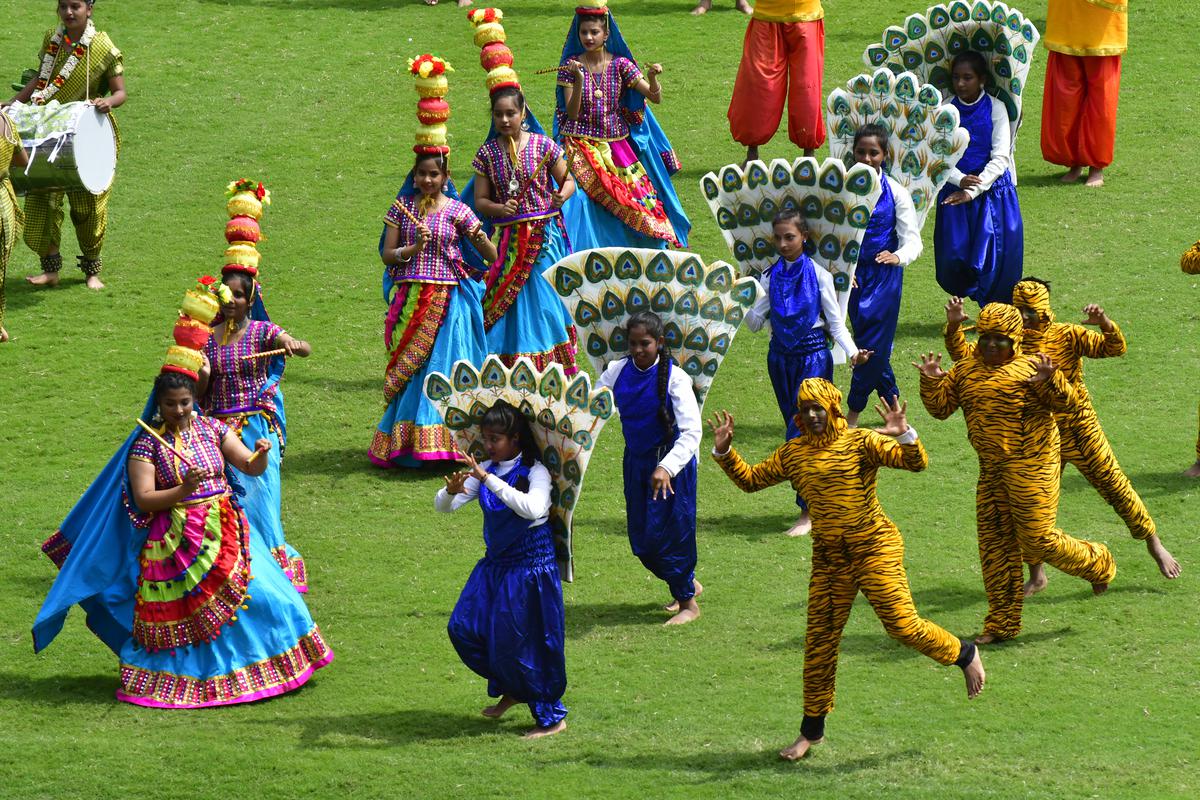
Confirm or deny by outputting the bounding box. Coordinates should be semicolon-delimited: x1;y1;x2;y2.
1;1;1197;797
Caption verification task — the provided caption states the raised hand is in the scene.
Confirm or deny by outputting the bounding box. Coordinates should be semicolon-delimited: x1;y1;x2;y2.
647;63;664;77
253;438;272;456
415;222;432;251
455;449;488;482
1028;353;1057;384
1080;303;1108;327
181;467;208;494
708;410;735;453
443;470;471;496
502;198;520;216
945;296;968;325
874;395;909;437
912;352;946;378
849;349;874;367
568;60;585;78
468;225;491;247
650;466;674;501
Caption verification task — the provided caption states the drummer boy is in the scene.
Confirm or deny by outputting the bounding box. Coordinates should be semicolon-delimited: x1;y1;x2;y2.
4;0;125;290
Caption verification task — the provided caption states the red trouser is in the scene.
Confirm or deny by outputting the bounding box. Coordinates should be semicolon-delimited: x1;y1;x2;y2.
727;18;825;151
1040;51;1122;169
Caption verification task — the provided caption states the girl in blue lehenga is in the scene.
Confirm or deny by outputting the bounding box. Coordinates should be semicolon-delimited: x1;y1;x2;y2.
934;50;1024;306
33;279;331;707
462;9;580;374
371;55;499;467
553;0;691;250
437;401;568;739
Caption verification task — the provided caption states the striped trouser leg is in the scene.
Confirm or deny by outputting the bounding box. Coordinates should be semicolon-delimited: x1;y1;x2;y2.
1009;457;1116;586
802;540;858;719
22;191;65;258
855;527;963;666
67;188;109;260
977;467;1024;640
1060;411;1155;541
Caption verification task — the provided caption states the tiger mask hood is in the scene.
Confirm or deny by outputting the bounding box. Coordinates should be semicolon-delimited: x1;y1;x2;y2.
793;378;849;448
974;302;1024;364
1012;280;1055;330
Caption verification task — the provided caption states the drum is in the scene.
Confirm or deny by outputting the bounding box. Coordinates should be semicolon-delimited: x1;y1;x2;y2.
7;100;117;196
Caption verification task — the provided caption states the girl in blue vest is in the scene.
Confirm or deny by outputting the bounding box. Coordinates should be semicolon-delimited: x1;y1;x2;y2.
845;124;923;429
597;310;703;625
934;50;1024;307
745;209;871;535
437;401;568;739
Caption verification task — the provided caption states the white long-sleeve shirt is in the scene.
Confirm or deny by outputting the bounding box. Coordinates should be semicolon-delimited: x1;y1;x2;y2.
883;174;924;267
946;92;1012;200
744;257;859;360
434;456;552;526
597;356;702;478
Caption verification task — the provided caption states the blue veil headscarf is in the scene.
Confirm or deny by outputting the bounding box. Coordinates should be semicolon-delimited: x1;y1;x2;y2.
377;169;484;304
552;7;691;246
461;107;553;250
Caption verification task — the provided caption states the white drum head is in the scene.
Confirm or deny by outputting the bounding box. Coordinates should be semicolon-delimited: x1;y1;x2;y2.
73;107;117;194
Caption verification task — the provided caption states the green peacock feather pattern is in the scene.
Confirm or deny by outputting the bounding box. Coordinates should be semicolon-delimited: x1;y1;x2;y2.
542;248;760;411
826;67;969;230
698;157;881;354
424;356;615;583
862;1;1041;161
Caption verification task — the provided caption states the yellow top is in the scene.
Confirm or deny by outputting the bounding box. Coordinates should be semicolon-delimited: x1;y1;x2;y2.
1044;0;1128;57
752;0;824;23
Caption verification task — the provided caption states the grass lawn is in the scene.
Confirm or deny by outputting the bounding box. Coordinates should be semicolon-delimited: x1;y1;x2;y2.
0;1;1197;797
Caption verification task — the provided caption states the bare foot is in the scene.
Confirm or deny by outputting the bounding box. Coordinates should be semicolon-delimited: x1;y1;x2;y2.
779;735;821;761
690;0;712;13
25;271;59;287
85;274;105;290
786;512;812;537
846;410;860;429
664;580;703;612
735;0;754;13
1092;581;1108;595
1183;461;1200;478
482;694;521;719
974;632;1000;645
1060;167;1084;183
0;327;8;343
1084;167;1105;188
665;598;700;626
457;0;473;6
523;719;566;739
1146;536;1181;579
1023;563;1048;597
963;648;986;699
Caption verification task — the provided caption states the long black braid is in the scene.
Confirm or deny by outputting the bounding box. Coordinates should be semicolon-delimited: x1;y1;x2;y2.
627;311;675;447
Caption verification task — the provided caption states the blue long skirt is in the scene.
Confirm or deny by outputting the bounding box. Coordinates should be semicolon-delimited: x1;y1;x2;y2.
622;450;698;601
234;413;306;592
767;334;831;512
933;172;1024;306
117;502;332;708
486;220;577;365
847;262;903;413
371;278;488;467
447;525;568;728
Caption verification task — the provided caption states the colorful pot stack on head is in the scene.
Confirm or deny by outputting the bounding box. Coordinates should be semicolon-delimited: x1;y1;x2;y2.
164;276;230;381
575;0;608;17
467;8;521;95
409;54;454;156
222;179;271;280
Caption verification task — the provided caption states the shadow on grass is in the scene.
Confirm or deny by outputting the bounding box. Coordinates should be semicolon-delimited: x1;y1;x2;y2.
1117;469;1200;497
910;584;984;614
563;746;924;776
279;709;501;749
1023;583;1167;606
283;446;456;480
0;673;115;705
565;600;668;637
699;513;802;542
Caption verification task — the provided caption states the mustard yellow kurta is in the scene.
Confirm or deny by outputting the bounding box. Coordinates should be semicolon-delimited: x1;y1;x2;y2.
922;304;1116;641
715;379;963;722
751;0;824;22
1045;0;1128;57
1;113;27;328
22;28;123;265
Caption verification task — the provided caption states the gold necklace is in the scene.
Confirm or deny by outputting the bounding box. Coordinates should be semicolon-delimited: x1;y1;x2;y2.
221;319;239;346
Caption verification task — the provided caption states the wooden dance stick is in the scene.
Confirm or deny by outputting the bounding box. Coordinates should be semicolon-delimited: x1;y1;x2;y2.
393;199;423;227
533;65;569;76
247;447;266;465
135;418;197;469
239;348;288;360
514;147;559;203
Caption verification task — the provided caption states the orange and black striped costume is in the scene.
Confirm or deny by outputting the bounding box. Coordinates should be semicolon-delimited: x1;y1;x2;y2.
920;303;1116;641
714;378;972;739
945;281;1156;553
1183;242;1200;463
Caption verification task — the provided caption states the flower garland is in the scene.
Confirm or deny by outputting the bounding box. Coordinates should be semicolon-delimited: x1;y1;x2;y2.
31;20;97;105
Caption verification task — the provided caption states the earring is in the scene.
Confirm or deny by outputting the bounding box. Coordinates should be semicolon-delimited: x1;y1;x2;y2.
521;119;530;132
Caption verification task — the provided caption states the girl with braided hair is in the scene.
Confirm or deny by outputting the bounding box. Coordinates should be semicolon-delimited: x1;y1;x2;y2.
710;378;985;760
597;311;703;625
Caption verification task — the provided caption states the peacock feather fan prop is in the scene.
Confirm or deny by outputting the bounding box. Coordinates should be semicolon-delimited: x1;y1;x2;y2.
699;157;880;336
543;248;761;411
424;356;615;583
862;1;1040;158
826;68;969;230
